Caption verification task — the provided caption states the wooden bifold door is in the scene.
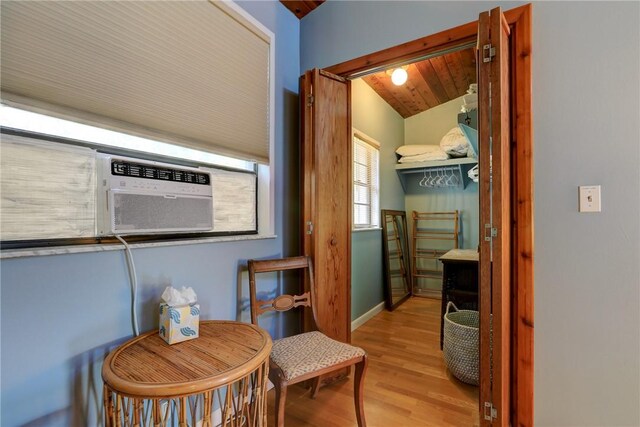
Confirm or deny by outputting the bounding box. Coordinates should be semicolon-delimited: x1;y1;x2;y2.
300;4;533;425
300;69;352;354
478;7;512;426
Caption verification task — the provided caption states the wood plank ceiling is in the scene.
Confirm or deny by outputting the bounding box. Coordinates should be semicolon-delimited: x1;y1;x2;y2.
362;46;477;118
280;1;325;19
278;2;474;119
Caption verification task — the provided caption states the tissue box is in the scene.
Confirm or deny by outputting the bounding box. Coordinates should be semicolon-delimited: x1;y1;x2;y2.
159;302;200;344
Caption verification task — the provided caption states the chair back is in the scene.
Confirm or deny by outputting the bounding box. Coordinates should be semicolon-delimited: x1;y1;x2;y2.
247;256;318;327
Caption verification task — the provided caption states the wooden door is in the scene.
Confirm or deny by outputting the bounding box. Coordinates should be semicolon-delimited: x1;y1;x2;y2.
300;69;352;347
478;7;511;426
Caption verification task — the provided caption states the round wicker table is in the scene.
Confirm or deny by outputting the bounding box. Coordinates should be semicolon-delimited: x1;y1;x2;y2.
102;320;272;427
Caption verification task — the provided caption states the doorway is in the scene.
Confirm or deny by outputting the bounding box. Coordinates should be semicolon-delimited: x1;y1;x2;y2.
351;40;481;423
301;4;533;426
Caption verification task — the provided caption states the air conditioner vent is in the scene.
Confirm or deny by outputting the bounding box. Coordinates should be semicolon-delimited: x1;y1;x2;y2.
112;192;212;233
111;160;210;185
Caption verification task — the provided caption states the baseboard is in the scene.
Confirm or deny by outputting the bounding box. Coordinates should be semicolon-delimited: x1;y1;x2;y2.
351;301;385;332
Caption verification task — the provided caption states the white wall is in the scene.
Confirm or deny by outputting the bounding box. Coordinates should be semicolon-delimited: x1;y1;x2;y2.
301;2;640;425
404;95;465;146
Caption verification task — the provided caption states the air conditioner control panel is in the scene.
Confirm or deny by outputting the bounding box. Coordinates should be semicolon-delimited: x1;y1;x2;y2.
97;154;212;197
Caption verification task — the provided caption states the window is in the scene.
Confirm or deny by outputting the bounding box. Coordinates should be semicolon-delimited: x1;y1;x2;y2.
0;106;263;245
353;131;380;229
0;0;276;247
0;106;254;172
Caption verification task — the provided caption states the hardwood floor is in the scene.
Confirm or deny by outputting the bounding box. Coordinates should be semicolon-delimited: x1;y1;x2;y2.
266;297;479;426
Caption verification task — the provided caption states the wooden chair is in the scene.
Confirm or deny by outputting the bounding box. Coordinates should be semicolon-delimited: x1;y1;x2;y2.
248;256;368;427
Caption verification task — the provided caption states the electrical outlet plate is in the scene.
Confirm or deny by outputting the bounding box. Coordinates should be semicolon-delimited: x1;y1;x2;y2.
579;185;601;212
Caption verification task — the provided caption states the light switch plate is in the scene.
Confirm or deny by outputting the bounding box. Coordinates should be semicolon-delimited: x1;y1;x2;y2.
579;185;601;212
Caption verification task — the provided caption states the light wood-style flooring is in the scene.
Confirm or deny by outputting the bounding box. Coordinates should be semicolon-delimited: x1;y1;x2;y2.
266;297;479;426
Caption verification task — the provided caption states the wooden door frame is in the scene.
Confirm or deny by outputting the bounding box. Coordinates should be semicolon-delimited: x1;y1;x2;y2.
324;4;533;426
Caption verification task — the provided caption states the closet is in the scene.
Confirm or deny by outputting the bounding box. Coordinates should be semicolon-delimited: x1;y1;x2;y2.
351;46;481;301
348;43;481;395
401;106;480;298
300;5;534;424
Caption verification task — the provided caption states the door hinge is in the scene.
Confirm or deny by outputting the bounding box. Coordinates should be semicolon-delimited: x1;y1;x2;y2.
306;221;313;235
483;44;496;63
484;401;497;421
307;94;314;107
484;224;497;241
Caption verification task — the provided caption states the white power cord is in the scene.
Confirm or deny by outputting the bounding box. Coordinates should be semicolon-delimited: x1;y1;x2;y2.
115;235;140;336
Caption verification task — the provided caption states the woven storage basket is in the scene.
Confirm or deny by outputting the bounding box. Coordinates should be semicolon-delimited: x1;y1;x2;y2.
443;301;479;385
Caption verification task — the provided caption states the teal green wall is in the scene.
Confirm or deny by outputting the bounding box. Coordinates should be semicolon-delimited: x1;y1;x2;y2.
405;182;479;295
404;95;465;146
405;183;479;251
351;230;384;319
351;79;404;320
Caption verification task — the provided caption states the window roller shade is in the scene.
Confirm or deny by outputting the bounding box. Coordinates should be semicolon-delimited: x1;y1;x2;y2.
0;0;271;163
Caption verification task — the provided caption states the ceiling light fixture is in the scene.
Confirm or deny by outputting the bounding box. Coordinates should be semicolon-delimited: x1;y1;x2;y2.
390;67;408;86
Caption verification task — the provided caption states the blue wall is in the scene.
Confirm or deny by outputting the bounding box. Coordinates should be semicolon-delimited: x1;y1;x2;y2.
301;1;640;425
0;2;300;426
351;231;384;319
350;79;405;320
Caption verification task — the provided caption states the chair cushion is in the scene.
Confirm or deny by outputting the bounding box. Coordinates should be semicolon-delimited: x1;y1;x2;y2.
271;331;365;381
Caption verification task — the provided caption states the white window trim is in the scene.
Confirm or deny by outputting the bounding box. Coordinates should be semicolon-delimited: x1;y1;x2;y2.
352;128;380;231
352;227;382;233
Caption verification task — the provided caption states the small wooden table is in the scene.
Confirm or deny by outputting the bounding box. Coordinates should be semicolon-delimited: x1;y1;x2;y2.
439;249;479;348
102;320;272;427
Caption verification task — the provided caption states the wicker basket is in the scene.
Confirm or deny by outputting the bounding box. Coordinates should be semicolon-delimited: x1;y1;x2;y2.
443;301;479;385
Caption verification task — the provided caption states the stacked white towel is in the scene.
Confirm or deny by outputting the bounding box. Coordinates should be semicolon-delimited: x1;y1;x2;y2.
461;83;478;112
396;144;449;163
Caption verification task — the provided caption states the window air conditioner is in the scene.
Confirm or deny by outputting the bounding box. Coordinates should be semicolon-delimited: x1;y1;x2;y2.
97;154;213;236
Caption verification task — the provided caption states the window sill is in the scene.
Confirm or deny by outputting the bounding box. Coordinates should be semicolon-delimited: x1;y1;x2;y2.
352;227;382;233
0;234;277;259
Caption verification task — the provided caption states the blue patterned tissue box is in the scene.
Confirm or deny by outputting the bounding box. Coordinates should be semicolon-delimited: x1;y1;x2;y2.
159;302;200;344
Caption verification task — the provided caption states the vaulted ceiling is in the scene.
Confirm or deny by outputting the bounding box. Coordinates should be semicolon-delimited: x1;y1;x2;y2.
361;46;477;118
278;0;476;118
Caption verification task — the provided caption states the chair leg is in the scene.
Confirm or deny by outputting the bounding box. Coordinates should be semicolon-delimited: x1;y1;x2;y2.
310;376;321;399
354;356;368;427
271;368;287;427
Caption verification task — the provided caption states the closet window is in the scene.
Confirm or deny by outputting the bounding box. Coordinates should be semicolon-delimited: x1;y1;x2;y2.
353;131;380;229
